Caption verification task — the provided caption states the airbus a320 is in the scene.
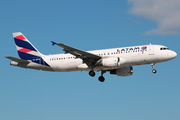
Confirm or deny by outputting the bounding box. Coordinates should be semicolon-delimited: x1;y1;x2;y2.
6;32;177;82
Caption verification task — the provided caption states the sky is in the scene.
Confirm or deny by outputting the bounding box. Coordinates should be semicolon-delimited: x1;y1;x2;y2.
0;0;180;120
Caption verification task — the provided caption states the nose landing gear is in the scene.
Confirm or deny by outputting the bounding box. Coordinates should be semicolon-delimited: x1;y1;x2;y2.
152;69;157;73
151;63;157;74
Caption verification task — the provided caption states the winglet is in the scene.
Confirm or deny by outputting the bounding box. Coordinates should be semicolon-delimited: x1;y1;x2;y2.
51;41;57;46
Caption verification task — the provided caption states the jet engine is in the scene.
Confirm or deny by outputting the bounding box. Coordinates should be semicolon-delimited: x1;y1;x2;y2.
101;57;126;67
110;66;133;76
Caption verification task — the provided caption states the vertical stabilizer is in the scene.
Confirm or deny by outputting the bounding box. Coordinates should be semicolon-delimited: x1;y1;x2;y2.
13;32;42;60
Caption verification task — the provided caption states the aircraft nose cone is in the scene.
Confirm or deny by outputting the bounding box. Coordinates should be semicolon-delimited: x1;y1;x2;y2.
161;51;177;61
171;51;177;59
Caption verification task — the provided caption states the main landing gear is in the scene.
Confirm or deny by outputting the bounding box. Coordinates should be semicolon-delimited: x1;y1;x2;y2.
98;70;106;82
151;63;157;74
89;70;106;82
89;70;96;77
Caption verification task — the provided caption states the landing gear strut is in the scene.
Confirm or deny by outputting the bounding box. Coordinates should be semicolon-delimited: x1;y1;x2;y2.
151;63;157;74
98;70;106;82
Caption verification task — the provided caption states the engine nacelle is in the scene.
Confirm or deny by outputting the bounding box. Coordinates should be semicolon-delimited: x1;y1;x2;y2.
102;57;119;67
110;66;133;76
102;57;126;67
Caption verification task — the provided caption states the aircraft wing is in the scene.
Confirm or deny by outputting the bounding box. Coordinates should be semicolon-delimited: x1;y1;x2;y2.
52;42;101;66
5;56;30;63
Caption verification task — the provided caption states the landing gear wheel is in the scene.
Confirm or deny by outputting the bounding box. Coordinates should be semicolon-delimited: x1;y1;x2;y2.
89;70;95;77
151;63;157;74
98;76;105;82
152;69;157;74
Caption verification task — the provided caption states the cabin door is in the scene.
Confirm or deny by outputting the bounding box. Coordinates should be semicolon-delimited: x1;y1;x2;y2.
149;45;154;55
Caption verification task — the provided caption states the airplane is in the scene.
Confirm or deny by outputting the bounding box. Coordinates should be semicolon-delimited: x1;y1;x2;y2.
6;32;177;82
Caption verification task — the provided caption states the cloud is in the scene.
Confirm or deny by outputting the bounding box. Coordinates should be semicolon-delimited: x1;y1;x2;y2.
128;0;180;35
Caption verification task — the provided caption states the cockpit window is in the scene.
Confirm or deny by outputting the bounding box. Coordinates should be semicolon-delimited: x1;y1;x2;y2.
160;47;169;50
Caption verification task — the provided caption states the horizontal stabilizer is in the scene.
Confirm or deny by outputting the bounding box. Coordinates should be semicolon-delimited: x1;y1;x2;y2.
5;56;30;63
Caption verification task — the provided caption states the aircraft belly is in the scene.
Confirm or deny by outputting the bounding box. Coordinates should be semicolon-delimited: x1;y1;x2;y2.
67;62;78;70
50;60;81;72
126;55;142;65
142;54;158;64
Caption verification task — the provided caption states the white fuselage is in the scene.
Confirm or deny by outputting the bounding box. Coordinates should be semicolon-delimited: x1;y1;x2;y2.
18;44;176;72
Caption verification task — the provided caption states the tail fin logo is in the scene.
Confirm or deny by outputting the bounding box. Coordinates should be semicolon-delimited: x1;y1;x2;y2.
18;48;33;53
14;35;26;40
12;32;49;66
13;32;41;60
